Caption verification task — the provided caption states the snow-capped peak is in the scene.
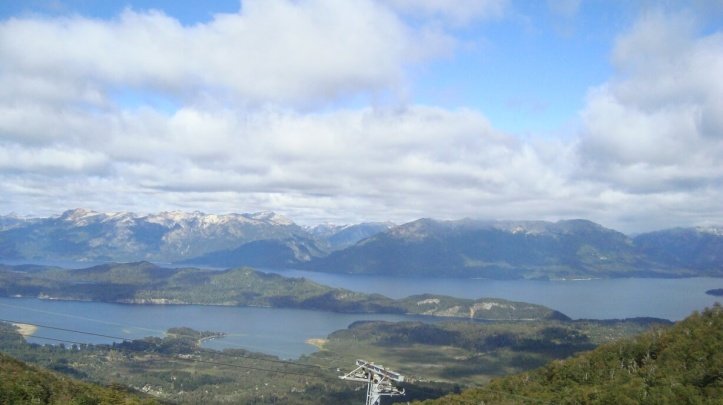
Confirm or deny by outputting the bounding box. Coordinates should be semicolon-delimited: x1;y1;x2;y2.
59;208;102;223
305;223;349;236
145;211;202;226
247;211;295;226
696;226;723;236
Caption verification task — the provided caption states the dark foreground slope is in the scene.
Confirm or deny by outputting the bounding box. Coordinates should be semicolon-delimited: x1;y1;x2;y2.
417;304;722;404
0;352;156;404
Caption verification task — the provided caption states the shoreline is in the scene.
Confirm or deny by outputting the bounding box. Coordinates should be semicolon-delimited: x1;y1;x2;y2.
305;338;327;349
13;323;38;338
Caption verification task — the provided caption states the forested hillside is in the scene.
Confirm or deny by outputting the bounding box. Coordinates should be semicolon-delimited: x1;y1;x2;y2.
0;352;156;404
417;304;722;404
0;315;667;404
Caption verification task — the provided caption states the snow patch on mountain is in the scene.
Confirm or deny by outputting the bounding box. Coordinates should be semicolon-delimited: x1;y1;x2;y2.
247;211;295;226
696;226;723;236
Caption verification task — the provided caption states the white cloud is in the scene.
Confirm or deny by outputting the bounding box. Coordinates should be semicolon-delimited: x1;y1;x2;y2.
0;144;108;174
578;11;723;193
572;10;723;229
0;3;721;233
0;0;449;107
0;100;579;224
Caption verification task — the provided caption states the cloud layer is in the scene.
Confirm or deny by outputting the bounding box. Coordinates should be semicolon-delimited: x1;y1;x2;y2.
576;11;723;229
0;2;721;232
0;0;459;107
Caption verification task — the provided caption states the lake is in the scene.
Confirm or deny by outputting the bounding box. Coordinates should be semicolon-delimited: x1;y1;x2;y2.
259;268;721;321
1;262;720;359
0;297;427;359
5;259;718;320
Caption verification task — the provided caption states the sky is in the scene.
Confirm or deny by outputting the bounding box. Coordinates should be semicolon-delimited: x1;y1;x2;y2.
0;0;721;232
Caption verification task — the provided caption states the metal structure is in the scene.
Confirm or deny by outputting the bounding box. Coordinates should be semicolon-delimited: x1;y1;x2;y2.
339;359;405;405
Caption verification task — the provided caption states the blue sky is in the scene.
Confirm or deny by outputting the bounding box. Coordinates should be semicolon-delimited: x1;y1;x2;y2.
0;0;721;232
0;0;623;132
0;1;616;120
410;1;628;133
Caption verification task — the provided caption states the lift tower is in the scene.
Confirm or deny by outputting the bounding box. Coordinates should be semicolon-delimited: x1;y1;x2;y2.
339;359;405;405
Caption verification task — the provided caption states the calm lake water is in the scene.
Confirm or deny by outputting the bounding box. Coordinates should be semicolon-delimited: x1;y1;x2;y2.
259;268;721;321
0;297;426;359
1;261;720;358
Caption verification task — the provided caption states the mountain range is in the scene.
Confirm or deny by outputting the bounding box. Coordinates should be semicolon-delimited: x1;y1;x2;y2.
0;208;390;264
306;218;723;278
1;209;722;279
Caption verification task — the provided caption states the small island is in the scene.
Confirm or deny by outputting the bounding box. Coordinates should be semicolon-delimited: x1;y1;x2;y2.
705;288;723;296
166;327;226;344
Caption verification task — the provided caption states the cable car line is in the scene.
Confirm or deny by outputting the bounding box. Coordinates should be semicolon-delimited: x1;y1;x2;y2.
1;318;137;341
14;333;336;381
0;317;321;369
10;323;552;403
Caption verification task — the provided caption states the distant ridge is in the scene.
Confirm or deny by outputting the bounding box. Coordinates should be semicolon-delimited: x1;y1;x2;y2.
0;209;387;263
302;218;723;279
0;210;721;279
180;236;326;268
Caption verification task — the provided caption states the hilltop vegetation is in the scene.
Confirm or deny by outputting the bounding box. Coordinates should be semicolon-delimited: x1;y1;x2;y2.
0;351;156;404
0;262;565;321
0;321;456;404
0;314;667;404
417;304;722;404
309;317;669;386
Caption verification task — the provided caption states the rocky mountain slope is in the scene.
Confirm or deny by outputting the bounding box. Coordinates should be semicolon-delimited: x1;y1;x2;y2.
179;236;327;268
304;218;709;279
1;210;721;279
305;222;395;250
633;226;723;272
0;209;383;263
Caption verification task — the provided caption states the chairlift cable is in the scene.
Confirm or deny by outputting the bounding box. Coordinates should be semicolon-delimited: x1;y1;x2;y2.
0;317;321;369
